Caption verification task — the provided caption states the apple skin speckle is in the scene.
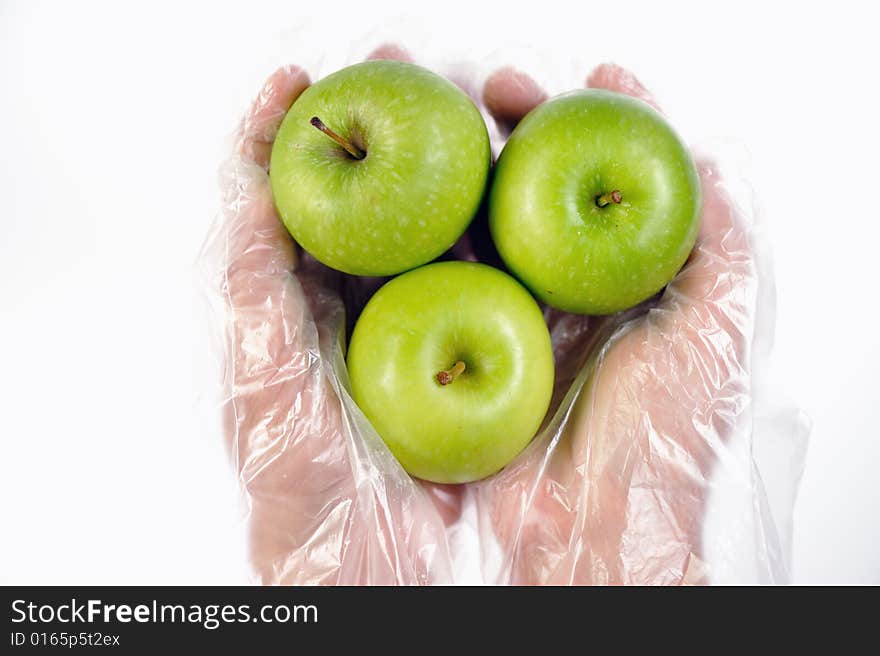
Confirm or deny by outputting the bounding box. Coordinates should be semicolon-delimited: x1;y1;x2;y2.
347;262;554;483
270;61;490;276
489;89;700;315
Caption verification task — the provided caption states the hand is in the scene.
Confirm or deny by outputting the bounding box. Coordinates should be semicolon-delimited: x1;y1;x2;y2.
475;65;755;585
211;47;755;585
213;47;457;585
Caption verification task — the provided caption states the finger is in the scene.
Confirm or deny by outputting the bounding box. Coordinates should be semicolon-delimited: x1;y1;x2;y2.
664;159;752;314
585;62;661;112
228;66;311;281
223;173;297;286
691;159;748;260
366;43;414;63
240;65;311;169
483;67;547;129
218;193;351;582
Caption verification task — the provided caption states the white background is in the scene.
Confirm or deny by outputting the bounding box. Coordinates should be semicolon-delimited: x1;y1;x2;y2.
1;0;877;584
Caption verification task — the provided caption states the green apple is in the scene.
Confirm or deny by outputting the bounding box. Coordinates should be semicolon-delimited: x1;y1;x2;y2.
269;61;490;276
489;89;701;315
346;261;554;483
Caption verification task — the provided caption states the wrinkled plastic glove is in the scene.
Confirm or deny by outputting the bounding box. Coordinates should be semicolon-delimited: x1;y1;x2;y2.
208;45;756;585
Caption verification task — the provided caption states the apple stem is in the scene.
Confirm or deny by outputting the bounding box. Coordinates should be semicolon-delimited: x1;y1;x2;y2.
437;361;466;386
595;190;623;208
310;116;365;160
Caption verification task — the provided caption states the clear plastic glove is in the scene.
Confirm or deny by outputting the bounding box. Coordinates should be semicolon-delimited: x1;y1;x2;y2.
205;45;779;585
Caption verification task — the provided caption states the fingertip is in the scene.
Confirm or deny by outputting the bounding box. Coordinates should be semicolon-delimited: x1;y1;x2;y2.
586;62;661;112
366;43;414;63
240;65;311;166
254;64;311;126
483;66;547;128
274;63;311;86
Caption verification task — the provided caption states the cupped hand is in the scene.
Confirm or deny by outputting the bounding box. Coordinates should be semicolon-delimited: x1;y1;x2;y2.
216;48;457;585
215;46;755;585
476;64;755;585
